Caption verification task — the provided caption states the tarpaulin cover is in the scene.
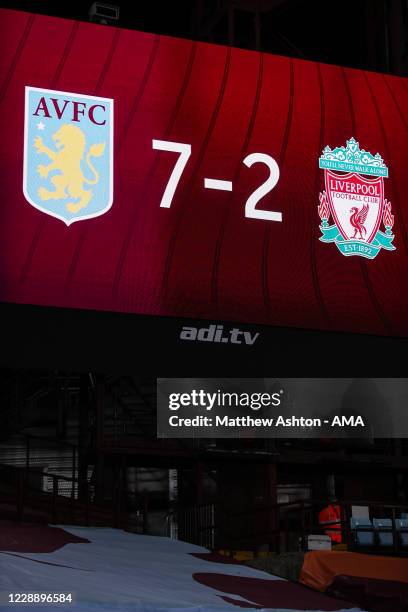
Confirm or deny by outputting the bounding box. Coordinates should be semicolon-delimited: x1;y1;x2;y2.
0;522;364;611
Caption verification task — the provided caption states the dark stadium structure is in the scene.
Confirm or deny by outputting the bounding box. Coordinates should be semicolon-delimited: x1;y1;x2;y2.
1;372;407;550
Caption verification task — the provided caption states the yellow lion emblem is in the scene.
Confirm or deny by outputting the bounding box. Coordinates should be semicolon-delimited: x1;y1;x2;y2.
34;123;105;213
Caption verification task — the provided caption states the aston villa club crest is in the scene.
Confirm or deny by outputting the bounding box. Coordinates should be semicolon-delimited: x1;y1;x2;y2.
317;138;395;259
23;86;113;225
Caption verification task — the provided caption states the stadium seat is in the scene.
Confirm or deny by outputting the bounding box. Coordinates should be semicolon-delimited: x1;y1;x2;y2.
395;519;408;547
350;517;374;546
373;518;393;547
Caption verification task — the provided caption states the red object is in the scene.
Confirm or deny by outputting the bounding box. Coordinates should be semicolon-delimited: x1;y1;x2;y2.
0;9;408;336
318;504;342;543
383;199;394;228
194;573;356;610
0;520;89;553
349;204;369;240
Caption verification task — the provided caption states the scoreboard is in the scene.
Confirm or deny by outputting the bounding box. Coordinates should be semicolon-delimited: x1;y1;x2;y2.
0;8;407;338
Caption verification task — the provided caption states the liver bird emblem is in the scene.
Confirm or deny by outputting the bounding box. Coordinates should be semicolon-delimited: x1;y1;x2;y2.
350;203;369;239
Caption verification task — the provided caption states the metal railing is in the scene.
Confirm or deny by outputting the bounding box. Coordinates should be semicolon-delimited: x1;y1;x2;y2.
163;498;408;556
1;456;406;556
0;462;145;532
0;433;79;496
223;498;408;554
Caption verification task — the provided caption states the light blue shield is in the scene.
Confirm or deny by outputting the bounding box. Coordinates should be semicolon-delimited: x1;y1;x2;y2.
24;86;113;225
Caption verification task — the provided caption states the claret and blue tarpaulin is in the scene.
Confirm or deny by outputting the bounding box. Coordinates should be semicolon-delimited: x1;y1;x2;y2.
0;7;407;343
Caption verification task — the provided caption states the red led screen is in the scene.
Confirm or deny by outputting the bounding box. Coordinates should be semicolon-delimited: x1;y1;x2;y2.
0;9;407;336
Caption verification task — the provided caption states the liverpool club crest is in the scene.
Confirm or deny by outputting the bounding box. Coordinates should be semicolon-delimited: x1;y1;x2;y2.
23;86;114;225
317;138;395;259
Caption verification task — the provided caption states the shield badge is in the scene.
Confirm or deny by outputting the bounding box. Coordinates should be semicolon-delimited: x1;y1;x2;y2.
324;171;384;244
317;138;395;259
23;86;113;225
